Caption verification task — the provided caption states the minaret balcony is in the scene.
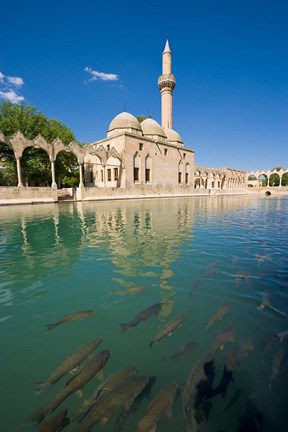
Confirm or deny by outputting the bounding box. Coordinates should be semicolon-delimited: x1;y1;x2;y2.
158;74;176;91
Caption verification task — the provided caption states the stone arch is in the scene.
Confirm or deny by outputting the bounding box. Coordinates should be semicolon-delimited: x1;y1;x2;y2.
268;172;280;187
21;144;51;187
281;172;288;186
54;148;79;188
258;173;268;187
84;154;103;186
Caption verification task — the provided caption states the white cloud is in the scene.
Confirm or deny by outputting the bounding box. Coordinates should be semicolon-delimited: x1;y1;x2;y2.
84;67;119;82
0;90;25;103
0;72;4;83
7;75;24;87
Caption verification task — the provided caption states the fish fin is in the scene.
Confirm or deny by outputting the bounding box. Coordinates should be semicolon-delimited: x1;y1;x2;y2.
34;382;46;395
96;369;104;381
76;388;84;398
70;366;79;374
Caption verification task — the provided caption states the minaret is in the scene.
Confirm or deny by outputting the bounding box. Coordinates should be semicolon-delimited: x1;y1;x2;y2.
158;39;176;129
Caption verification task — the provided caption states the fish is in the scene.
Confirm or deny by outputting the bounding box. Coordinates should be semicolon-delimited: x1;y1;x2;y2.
163;341;197;361
238;337;254;360
256;293;271;310
70;365;140;422
189;278;200;295
274;329;288;342
37;408;69;432
205;303;233;330
149;313;187;347
269;349;284;390
75;376;150;432
35;338;102;394
113;376;157;432
182;353;213;431
120;303;163;333
27;349;111;424
113;285;150;295
225;388;242;410
210;326;236;353
135;381;179;432
45;310;95;331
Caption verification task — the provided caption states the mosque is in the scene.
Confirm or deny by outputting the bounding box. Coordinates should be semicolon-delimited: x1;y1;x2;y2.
82;39;246;195
83;40;195;192
0;39;248;204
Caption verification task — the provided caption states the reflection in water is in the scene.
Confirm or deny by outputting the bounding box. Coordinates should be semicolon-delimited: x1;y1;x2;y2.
0;195;288;431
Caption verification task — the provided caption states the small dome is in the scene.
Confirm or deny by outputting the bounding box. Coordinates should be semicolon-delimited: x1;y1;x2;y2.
141;118;166;137
108;112;142;133
164;128;183;144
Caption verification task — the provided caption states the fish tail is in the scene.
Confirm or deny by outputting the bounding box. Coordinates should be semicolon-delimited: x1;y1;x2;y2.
149;341;154;348
45;323;58;331
26;404;51;423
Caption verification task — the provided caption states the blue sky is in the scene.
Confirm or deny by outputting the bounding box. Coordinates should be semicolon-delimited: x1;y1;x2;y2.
1;0;287;172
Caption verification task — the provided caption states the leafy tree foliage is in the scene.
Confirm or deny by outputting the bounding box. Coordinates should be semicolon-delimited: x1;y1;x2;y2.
0;101;80;187
136;114;152;123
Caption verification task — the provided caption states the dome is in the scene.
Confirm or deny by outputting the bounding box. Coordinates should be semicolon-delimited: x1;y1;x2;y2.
108;112;142;133
141;118;166;137
164;128;183;144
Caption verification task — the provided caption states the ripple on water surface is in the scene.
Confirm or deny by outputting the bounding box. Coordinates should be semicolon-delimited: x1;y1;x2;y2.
0;196;287;432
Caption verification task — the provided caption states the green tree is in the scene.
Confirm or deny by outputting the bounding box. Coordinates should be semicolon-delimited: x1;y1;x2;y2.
136;114;152;123
0;101;80;186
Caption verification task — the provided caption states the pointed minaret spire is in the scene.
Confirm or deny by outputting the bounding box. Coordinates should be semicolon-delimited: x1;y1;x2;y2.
158;39;176;129
163;38;171;54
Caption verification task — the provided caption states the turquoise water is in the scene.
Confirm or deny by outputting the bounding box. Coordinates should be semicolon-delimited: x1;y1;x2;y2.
0;195;287;432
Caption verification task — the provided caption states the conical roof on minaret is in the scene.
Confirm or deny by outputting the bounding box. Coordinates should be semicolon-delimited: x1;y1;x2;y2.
163;39;171;53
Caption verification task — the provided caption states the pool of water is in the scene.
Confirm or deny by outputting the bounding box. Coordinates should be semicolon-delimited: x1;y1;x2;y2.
0;195;287;432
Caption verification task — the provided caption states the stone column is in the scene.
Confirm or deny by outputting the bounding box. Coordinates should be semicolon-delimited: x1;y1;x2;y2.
16;157;23;187
79;163;84;187
51;160;57;188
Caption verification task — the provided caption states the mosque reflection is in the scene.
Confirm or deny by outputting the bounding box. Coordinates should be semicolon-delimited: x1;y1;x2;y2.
0;195;264;312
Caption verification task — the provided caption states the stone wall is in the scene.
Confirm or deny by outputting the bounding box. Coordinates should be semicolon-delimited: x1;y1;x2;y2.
0;187;58;205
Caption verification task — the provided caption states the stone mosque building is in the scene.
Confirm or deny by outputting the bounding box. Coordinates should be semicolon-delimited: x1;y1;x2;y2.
0;40;249;203
82;39;246;197
83;40;195;193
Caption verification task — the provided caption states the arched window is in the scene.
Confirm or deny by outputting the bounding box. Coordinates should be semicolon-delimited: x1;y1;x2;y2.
145;155;152;183
134;153;140;183
178;161;183;184
185;163;190;185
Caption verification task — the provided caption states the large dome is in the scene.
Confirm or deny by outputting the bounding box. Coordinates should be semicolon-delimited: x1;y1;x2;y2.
164;128;183;144
108;112;142;133
141;118;166;137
